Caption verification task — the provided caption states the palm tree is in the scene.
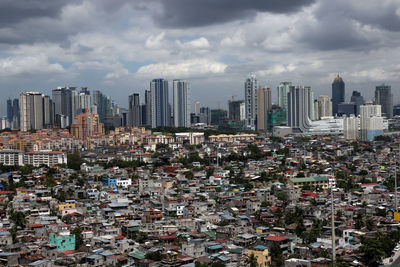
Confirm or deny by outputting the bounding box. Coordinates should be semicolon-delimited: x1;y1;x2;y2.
246;253;258;267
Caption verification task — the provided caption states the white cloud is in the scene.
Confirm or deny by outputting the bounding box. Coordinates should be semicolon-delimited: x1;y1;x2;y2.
177;37;210;49
256;64;298;76
105;68;129;79
145;32;166;49
0;54;64;76
135;59;227;79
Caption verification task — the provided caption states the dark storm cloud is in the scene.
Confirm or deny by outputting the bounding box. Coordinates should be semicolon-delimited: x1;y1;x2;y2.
153;0;316;28
0;0;75;26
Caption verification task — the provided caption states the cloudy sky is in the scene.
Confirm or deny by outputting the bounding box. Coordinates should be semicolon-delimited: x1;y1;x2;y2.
1;0;400;114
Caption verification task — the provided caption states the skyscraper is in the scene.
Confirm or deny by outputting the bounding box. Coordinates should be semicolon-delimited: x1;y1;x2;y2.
375;84;393;118
52;87;79;126
228;100;245;124
20;92;52;132
360;104;384;141
257;86;272;130
287;86;313;132
6;98;20;129
332;75;345;116
194;101;200;115
343;115;359;140
6;99;12;125
314;95;332;120
173;79;190;127
128;93;141;126
151;79;170;128
244;73;257;130
277;82;291;110
350;91;364;116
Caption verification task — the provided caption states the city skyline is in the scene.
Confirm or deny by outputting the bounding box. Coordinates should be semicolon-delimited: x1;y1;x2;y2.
1;0;400;116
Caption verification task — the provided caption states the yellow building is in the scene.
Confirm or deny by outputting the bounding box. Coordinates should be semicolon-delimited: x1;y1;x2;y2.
248;245;271;267
58;203;76;212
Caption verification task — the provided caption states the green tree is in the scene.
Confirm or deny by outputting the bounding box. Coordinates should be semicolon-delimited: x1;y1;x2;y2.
245;253;258;267
270;243;284;266
72;226;83;250
67;151;84;170
9;210;27;229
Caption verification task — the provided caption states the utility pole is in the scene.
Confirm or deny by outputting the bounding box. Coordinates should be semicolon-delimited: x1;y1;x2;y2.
331;185;336;265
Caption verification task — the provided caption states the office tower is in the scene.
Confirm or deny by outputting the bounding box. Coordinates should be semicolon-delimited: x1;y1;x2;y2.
52;87;79;126
244;73;257;130
350;91;364;116
20;92;46;132
70;110;104;140
142;90;151;126
375;84;393;118
6;98;20;129
6;99;12;125
267;106;287;130
150;79;170;128
199;107;211;125
332;75;345;116
228;100;245;124
338;103;356;117
287;86;313;132
173;79;190;127
360;104;384;141
128;93;141;127
306;86;315;121
92;90;118;124
194;101;200;115
43;95;54;128
314;95;332;120
257;86;272;130
77;87;91;114
277;82;292;110
343;115;359;140
211;109;227;126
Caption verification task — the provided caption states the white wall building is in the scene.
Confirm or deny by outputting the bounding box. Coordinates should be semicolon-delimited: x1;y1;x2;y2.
343;115;359;140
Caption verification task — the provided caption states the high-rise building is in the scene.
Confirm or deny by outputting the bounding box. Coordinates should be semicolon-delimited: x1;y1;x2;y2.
360;104;384;141
287;86;313;132
332;75;345;116
143;90;152;126
43;95;54;128
375;84;393;118
211;109;227;126
199;107;211;125
70;110;104;140
20;92;52;132
151;79;170;128
194;101;200;115
350;91;364;116
128;93;141;127
343;115;359;140
244;73;257;130
277;82;291;110
314;95;332;120
6;99;20;129
228;100;245;124
52;87;79;126
267;106;287;130
257;86;272;130
77;87;91;114
173;79;190;127
338;102;356;117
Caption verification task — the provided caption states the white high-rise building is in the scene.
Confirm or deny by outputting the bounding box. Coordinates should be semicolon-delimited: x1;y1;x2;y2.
244;73;257;130
343;115;359;139
287;86;313;132
277;82;291;110
173;80;190;127
314;95;333;120
20;92;52;132
360;104;384;141
194;101;200;115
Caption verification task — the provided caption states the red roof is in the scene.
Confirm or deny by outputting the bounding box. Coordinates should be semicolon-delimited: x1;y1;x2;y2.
58;250;76;255
266;235;288;242
115;235;125;240
31;224;44;228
